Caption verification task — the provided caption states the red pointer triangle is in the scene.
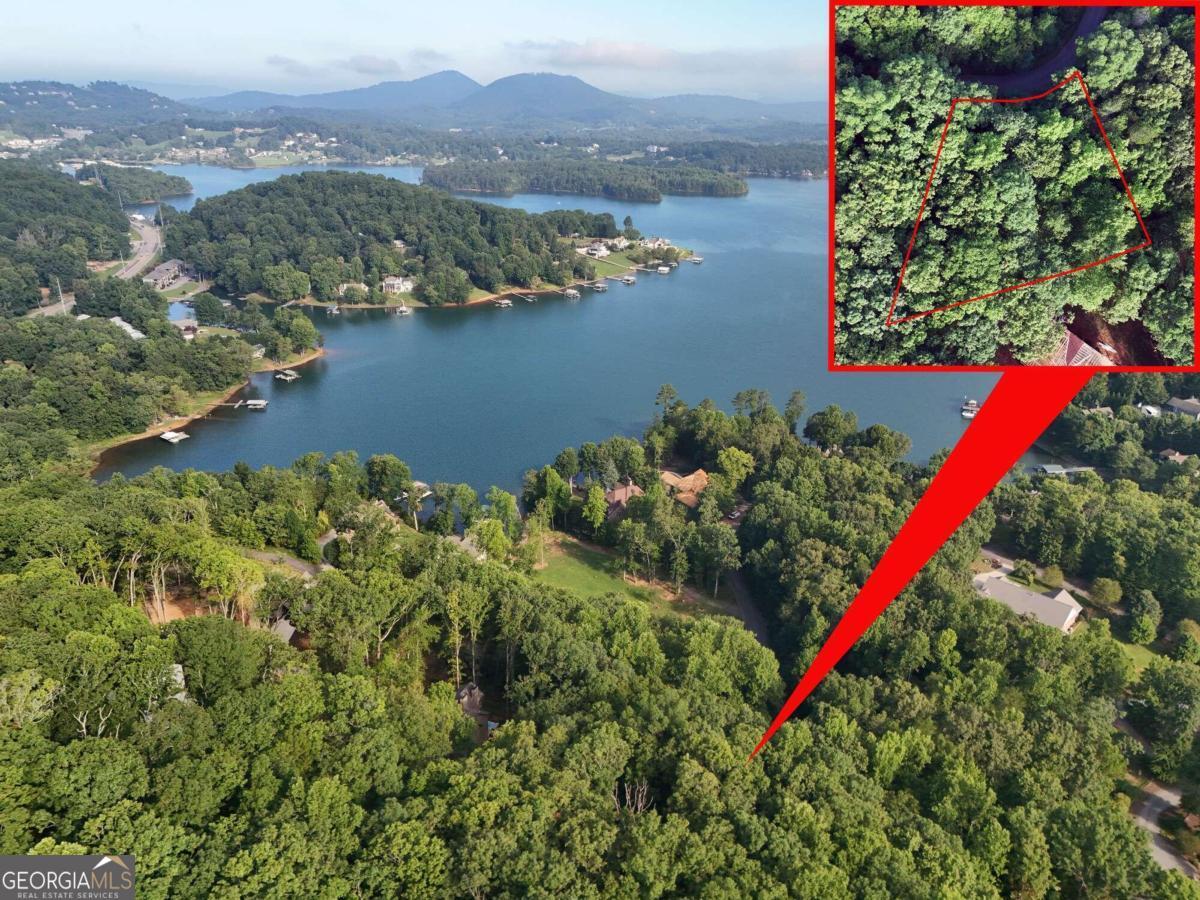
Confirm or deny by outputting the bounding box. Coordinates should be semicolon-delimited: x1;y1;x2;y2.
751;368;1093;757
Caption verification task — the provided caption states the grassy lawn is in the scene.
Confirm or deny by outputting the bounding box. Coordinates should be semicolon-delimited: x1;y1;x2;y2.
159;282;201;299
534;533;732;621
1075;619;1160;674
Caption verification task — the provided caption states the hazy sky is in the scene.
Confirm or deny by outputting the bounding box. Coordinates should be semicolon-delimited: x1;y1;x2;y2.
4;0;826;101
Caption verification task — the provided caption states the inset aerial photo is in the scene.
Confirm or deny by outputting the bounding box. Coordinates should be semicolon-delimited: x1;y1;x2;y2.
833;5;1196;367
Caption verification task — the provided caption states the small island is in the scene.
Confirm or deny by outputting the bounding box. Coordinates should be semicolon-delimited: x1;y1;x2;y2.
421;158;748;202
76;162;193;203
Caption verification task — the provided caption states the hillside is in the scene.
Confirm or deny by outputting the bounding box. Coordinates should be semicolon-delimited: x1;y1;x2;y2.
0;161;131;314
165;170;617;304
422;158;748;201
188;70;481;113
190;71;824;129
0;80;189;135
76;162;192;202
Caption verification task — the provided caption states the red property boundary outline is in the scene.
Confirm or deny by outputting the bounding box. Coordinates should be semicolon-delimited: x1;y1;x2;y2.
886;70;1151;326
828;0;1200;373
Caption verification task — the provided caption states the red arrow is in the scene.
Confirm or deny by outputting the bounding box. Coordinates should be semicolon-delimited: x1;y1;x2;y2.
751;368;1092;757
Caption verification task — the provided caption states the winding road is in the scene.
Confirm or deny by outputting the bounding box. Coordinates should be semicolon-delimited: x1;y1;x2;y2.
961;8;1109;97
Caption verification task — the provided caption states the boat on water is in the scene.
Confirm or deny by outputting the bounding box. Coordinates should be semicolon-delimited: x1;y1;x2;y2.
160;430;189;443
961;398;979;419
668;260;678;268
564;288;581;300
522;294;537;302
244;399;268;410
591;282;608;292
622;275;637;285
326;305;341;315
494;297;513;308
657;266;671;274
690;256;704;264
394;303;412;315
275;369;301;382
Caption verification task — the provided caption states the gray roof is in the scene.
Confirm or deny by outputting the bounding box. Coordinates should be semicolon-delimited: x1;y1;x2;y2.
1168;397;1200;417
978;578;1082;632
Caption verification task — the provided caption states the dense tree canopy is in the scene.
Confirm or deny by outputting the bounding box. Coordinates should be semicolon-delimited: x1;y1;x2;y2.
75;163;192;203
165;172;614;305
834;7;1194;365
422;159;748;202
0;161;131;315
1;386;1192;896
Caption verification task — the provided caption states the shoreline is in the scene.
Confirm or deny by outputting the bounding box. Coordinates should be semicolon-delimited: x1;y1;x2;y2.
88;347;326;473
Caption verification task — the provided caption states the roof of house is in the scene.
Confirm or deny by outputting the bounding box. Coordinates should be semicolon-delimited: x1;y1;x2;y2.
660;469;710;508
1160;448;1192;464
605;482;644;506
1168;396;1200;416
978;578;1083;632
1044;329;1115;366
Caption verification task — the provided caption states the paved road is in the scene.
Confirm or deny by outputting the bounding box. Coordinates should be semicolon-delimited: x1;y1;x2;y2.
26;295;75;317
961;8;1110;97
113;219;161;280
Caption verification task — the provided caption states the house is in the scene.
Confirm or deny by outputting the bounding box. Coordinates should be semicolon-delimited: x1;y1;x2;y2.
172;319;199;341
605;481;644;520
610;236;631;250
1033;464;1094;477
108;316;145;340
584;241;610;258
660;469;709;509
1084;406;1114;418
1160;448;1193;465
1167;396;1200;419
640;237;673;251
1044;328;1115;366
392;239;408;251
337;281;369;298
142;258;185;290
381;275;414;294
976;577;1083;633
1138;404;1162;418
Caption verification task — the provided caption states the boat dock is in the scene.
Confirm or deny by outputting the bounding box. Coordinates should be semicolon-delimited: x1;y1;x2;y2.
160;430;189;444
275;369;301;382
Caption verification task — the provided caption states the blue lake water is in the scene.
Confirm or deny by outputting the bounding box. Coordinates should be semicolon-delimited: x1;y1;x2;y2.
102;165;998;493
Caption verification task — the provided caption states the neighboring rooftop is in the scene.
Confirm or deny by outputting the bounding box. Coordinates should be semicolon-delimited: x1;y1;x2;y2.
976;576;1083;633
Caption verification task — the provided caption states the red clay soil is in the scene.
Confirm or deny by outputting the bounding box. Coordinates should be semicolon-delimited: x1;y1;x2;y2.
1068;308;1169;366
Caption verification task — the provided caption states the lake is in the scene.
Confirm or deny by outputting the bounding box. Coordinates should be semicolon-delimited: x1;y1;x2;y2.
101;165;998;493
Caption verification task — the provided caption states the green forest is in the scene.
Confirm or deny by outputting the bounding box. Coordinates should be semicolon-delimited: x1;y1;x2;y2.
834;7;1194;366
76;163;193;203
2;380;1200;897
421;159;748;202
0;278;320;482
164;172;614;305
0;161;131;315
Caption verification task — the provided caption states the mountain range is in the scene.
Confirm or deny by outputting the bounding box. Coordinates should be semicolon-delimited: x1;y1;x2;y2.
187;70;825;127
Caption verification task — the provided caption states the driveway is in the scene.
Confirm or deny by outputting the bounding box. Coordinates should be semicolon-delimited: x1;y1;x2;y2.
980;545;1091;600
1130;779;1199;878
